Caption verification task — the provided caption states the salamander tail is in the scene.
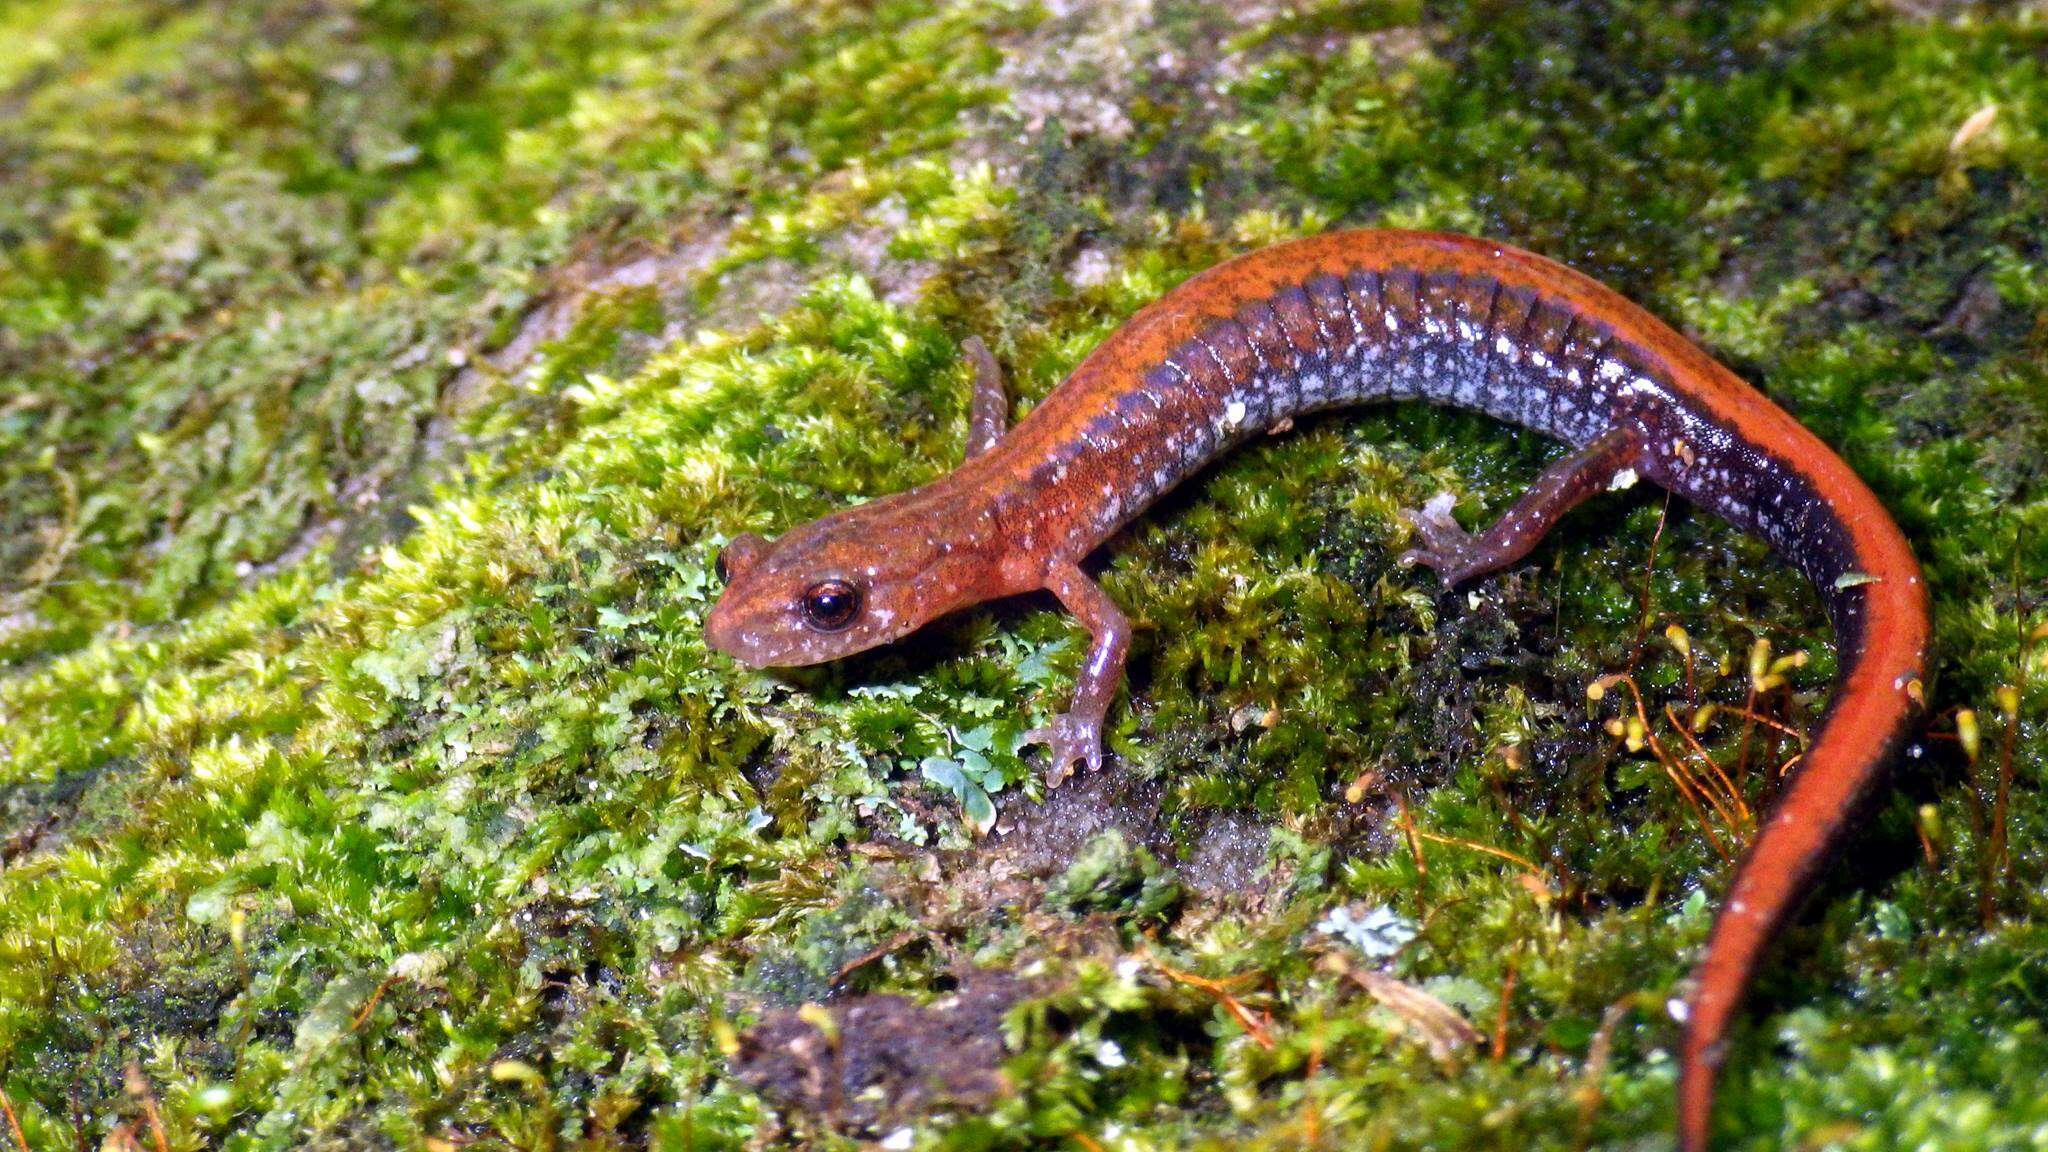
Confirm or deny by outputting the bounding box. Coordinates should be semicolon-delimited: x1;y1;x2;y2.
1675;495;1928;1151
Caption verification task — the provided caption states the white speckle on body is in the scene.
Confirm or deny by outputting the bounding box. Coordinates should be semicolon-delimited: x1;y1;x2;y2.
1195;337;1235;382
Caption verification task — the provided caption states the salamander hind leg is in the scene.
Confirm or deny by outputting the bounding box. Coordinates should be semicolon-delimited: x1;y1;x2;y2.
1400;427;1644;587
1019;561;1131;786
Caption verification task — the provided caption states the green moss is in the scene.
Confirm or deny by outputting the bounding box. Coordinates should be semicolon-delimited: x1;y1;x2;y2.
1046;831;1183;921
1;1;2045;1150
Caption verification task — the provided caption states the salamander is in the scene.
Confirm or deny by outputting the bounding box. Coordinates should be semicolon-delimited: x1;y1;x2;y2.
704;229;1930;1150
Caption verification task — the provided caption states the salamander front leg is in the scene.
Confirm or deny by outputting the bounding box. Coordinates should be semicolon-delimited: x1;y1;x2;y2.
1401;427;1644;587
963;336;1008;459
1020;561;1130;786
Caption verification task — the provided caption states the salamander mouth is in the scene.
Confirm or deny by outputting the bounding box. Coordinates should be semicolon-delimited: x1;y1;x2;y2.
703;608;875;669
702;605;770;667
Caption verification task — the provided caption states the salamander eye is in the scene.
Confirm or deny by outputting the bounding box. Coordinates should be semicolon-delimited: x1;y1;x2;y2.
714;550;730;585
801;580;862;632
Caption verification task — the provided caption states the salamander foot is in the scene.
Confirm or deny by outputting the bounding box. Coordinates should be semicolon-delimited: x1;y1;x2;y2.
1021;710;1104;787
1398;492;1484;586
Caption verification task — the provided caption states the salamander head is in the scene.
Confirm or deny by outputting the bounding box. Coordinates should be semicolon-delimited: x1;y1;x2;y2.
704;503;985;669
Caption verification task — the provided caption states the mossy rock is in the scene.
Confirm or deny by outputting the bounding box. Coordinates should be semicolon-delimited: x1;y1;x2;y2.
1;2;2045;1150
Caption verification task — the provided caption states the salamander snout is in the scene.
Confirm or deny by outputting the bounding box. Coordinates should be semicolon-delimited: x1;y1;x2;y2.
704;532;788;667
702;599;766;668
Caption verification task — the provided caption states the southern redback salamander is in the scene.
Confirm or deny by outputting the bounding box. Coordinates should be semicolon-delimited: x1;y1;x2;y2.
705;230;1930;1150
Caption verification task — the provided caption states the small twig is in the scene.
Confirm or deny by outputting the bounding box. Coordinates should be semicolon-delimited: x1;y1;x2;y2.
1413;829;1537;873
123;1064;169;1152
351;976;398;1030
1600;674;1733;861
1148;956;1275;1050
0;1084;30;1152
1391;790;1428;877
1659;758;1733;862
1708;705;1807;742
830;930;924;987
1573;999;1636;1151
1663;704;1754;833
1343;965;1482;1068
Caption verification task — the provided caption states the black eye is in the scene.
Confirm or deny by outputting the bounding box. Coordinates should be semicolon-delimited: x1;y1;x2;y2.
714;550;730;585
801;580;861;631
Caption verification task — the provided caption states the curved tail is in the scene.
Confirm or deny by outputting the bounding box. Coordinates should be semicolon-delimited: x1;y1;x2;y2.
1675;479;1929;1151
